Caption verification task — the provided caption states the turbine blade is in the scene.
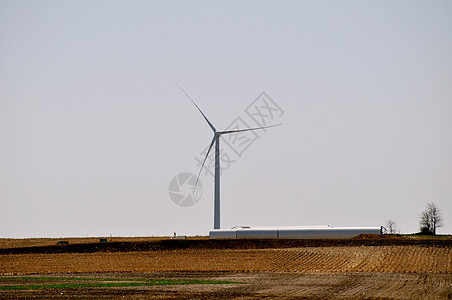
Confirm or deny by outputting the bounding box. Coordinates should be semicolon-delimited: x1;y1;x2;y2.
218;123;282;135
176;84;216;132
194;135;216;189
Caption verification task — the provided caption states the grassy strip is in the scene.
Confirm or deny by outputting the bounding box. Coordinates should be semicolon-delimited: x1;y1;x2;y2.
0;277;239;290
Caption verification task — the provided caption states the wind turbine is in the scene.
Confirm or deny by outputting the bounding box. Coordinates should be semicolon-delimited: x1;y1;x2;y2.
177;85;281;229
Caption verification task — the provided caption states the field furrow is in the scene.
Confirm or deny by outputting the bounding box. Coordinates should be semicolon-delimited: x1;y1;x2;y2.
1;245;450;274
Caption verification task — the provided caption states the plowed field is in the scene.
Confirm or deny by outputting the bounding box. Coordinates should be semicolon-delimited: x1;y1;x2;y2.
1;237;451;299
1;246;451;274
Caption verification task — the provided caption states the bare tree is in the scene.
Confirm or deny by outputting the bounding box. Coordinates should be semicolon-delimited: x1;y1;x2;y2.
385;219;398;234
419;202;443;235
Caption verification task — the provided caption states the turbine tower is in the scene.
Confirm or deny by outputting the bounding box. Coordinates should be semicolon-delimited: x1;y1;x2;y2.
178;85;280;229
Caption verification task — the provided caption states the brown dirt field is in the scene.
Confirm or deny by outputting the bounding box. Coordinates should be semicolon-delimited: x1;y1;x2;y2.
1;246;451;274
1;236;450;254
1;237;451;299
0;236;208;249
1;272;451;299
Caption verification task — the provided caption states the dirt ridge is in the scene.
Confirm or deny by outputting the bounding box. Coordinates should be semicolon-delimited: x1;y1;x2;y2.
1;238;450;255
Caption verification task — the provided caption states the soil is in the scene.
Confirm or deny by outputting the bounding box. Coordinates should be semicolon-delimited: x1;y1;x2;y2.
1;272;451;299
1;236;451;299
0;235;450;255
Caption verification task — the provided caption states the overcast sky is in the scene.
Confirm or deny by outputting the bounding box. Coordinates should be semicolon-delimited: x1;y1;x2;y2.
1;1;451;237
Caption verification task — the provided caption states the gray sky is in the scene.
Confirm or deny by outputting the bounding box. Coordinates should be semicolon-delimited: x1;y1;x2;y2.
1;1;451;237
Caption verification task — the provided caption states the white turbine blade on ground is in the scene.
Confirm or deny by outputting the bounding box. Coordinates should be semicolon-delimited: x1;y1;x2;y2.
219;123;282;135
194;135;216;189
176;84;217;133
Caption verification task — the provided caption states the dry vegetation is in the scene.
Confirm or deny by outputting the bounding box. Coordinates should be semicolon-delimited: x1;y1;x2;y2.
0;236;206;249
1;246;450;274
0;236;451;299
1;272;451;299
